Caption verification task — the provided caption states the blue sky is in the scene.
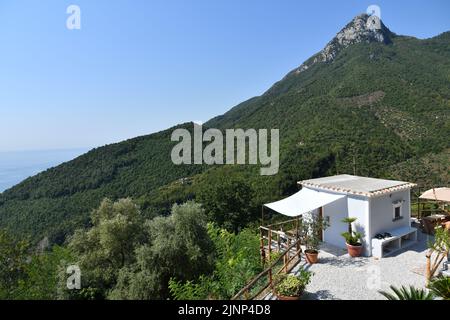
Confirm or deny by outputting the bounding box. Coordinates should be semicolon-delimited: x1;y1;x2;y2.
0;0;449;151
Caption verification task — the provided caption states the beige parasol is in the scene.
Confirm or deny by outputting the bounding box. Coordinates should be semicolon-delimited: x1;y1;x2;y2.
419;187;450;202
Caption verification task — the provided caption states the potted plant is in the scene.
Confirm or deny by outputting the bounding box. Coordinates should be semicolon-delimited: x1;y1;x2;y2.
300;214;329;264
274;268;313;300
341;217;363;257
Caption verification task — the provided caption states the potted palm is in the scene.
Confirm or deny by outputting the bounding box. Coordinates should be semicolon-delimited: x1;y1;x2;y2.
300;214;329;264
274;268;313;300
341;217;363;257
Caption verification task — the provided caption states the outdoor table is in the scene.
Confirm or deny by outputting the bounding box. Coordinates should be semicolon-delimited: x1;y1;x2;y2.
422;214;449;234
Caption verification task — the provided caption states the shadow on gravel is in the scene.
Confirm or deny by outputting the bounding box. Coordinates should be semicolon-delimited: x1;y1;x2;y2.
318;256;369;268
303;290;340;300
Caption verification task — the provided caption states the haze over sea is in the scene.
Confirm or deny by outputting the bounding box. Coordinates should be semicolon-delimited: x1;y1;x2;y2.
0;149;88;193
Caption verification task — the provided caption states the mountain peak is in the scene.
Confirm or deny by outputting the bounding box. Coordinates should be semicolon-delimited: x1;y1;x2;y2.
297;13;393;73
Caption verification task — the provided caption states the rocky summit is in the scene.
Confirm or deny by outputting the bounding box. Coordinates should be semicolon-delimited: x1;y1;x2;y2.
298;13;393;73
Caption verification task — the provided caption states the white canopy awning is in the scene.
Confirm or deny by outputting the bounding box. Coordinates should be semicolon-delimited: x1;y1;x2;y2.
419;187;450;202
264;187;346;217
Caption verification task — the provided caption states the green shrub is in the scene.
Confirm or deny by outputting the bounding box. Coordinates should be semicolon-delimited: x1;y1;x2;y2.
428;276;450;300
274;268;312;297
169;224;263;300
379;285;434;300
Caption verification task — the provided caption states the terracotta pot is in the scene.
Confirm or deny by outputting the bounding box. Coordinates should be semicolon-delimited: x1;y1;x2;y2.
276;294;302;301
346;243;363;257
305;250;319;264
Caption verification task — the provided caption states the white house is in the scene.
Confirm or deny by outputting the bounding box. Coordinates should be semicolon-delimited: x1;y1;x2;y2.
264;174;418;257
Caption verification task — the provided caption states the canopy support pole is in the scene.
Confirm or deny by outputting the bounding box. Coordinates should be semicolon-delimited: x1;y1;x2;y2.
417;187;421;219
261;205;264;226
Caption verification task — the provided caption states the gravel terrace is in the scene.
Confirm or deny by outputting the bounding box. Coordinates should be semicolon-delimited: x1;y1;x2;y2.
268;230;435;300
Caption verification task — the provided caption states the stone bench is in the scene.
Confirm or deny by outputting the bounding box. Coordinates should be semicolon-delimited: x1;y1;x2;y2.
371;227;418;258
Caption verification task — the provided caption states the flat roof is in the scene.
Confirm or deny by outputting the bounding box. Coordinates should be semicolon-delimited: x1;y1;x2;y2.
299;174;416;198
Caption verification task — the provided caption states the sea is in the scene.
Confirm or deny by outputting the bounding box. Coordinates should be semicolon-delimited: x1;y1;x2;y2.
0;148;89;193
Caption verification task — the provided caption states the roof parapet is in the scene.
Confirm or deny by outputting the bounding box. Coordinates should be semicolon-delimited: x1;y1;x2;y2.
298;180;417;198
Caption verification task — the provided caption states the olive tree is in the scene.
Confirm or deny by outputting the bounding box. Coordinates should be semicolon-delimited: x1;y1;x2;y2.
63;198;145;299
108;201;215;299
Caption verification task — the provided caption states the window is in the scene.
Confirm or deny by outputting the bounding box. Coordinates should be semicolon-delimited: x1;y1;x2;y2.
393;201;403;221
394;206;401;219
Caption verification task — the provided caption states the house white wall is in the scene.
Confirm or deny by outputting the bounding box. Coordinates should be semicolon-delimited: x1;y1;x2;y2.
369;190;411;239
347;195;370;256
323;197;348;249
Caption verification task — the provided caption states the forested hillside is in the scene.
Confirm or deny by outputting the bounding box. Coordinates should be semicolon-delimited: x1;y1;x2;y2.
0;14;449;244
0;124;207;242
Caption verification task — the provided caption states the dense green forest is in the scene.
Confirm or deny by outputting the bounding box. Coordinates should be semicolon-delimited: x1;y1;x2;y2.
0;14;449;299
0;198;262;300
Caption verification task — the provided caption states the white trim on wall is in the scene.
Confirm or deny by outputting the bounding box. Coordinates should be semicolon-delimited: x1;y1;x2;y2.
392;200;403;221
